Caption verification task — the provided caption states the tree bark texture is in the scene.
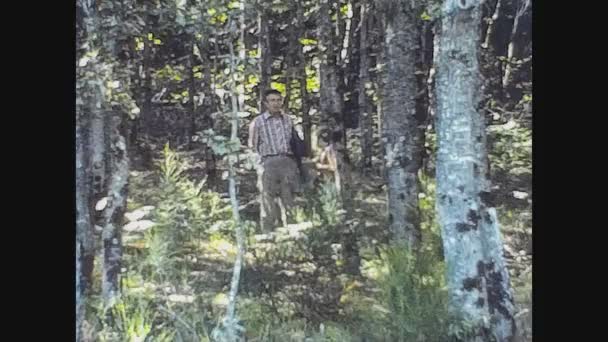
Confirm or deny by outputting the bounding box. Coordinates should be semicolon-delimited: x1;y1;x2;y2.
141;11;154;139
359;2;373;172
76;110;93;342
435;1;516;340
382;0;422;249
372;7;386;178
416;19;434;177
214;31;247;342
480;0;512;106
342;0;361;130
196;33;218;188
259;2;272;112
424;23;440;175
318;0;359;274
296;1;312;155
319;0;344;132
101;112;130;305
186;38;197;149
503;0;531;107
76;0;100;337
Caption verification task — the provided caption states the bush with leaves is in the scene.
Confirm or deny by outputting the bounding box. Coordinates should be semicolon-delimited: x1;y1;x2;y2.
488;120;531;179
347;244;450;341
138;144;234;278
89;293;157;342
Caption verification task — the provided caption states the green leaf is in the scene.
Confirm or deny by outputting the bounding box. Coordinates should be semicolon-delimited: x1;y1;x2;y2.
299;38;317;46
340;3;350;17
247;74;259;86
271;82;286;95
420;11;432;21
306;75;319;93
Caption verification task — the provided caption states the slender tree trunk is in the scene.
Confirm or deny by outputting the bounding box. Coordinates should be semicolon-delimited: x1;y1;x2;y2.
214;18;247;340
77;1;102;336
296;1;312;155
76;107;93;342
382;1;422;248
435;1;516;340
503;0;532;108
359;2;373;172
285;11;296;112
89;106;107;200
319;0;359;275
76;230;84;342
319;0;344;128
142;18;153;139
416;19;433;125
197;27;218;188
259;1;272;111
341;0;360;131
424;23;440;175
480;0;509;107
284;54;293;110
416;19;434;176
76;0;102;301
372;7;386;178
101;111;130;305
186;39;197;150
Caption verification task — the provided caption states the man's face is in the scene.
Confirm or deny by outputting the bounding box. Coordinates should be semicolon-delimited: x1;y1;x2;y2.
264;93;283;113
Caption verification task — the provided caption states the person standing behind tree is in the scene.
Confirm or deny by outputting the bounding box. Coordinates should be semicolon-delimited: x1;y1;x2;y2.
248;89;299;231
315;130;342;192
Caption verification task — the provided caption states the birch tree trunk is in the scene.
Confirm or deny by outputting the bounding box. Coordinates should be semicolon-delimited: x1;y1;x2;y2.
214;15;247;342
435;1;516;340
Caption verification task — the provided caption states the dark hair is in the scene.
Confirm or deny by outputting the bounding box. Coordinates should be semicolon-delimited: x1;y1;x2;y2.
331;130;342;143
320;130;343;144
263;89;282;100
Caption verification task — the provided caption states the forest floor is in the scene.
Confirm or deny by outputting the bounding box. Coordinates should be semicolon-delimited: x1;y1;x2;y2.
118;143;532;341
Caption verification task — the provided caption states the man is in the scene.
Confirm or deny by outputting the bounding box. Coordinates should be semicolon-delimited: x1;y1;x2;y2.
248;89;299;231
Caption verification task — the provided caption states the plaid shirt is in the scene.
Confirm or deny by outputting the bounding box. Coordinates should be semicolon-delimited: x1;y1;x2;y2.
251;111;293;158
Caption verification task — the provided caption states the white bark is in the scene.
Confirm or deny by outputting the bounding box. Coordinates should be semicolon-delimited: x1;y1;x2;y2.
435;0;516;340
214;17;246;342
